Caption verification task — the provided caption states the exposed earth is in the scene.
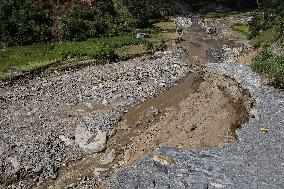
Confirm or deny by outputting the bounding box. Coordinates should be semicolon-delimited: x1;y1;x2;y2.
1;14;283;189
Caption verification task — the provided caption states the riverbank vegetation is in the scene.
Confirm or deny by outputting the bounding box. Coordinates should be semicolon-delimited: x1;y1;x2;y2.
231;23;250;38
0;0;180;80
248;0;284;88
1;0;283;87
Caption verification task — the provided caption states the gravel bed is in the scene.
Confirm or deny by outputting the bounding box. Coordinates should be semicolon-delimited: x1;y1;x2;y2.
109;15;284;189
0;47;190;188
110;61;284;189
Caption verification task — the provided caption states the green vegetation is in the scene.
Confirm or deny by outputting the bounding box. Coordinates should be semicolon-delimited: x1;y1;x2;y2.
248;1;284;41
204;11;240;18
0;21;179;80
153;22;177;31
250;29;279;47
247;0;284;89
0;0;181;80
0;35;143;80
251;48;284;88
231;23;250;37
0;0;180;46
184;0;257;13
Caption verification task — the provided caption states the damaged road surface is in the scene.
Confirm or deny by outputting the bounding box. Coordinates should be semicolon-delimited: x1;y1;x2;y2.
1;15;283;189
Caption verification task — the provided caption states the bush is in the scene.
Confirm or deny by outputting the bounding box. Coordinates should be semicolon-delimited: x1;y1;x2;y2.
250;29;279;47
251;48;273;73
0;0;52;46
121;0;180;27
248;13;263;38
156;40;167;51
144;41;154;52
0;0;181;46
52;41;116;60
251;48;284;88
0;35;145;79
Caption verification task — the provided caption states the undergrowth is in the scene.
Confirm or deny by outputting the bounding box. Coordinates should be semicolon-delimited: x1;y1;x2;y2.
251;48;284;88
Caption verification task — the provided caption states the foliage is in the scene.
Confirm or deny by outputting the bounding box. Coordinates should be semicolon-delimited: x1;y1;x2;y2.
248;0;284;40
153;22;177;31
248;13;263;38
232;23;250;37
251;47;273;73
0;35;143;79
204;11;240;18
250;29;279;47
0;0;52;46
0;0;180;46
184;0;257;13
251;48;284;88
120;0;179;27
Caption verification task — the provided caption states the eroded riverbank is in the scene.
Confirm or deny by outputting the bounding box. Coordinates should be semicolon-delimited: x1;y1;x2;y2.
40;16;253;189
0;15;258;188
110;15;284;189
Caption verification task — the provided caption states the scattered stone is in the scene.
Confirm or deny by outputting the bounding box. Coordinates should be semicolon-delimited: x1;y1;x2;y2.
84;102;93;109
8;156;20;171
59;135;73;146
0;146;4;156
250;108;260;119
99;149;116;165
153;154;174;166
109;15;284;189
0;15;190;188
75;126;107;154
93;168;108;177
102;100;108;106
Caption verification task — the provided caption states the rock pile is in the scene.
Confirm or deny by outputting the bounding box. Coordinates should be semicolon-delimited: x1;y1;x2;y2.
0;47;190;188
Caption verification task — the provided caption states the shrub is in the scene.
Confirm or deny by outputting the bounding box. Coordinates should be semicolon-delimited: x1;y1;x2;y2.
144;41;154;52
52;41;116;60
248;13;263;38
251;47;273;74
251;48;284;88
156;40;167;51
0;0;52;46
250;29;279;47
120;0;180;27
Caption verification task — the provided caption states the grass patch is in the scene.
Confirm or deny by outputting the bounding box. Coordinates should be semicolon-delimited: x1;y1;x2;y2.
250;29;279;47
203;11;240;19
251;48;284;88
231;23;250;38
0;35;143;80
153;21;177;31
117;31;179;58
0;21;178;80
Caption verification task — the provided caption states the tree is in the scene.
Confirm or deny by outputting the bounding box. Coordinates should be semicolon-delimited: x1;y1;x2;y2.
0;0;52;46
248;13;263;38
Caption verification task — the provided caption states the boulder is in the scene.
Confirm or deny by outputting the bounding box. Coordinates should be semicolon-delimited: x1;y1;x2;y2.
75;126;107;154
